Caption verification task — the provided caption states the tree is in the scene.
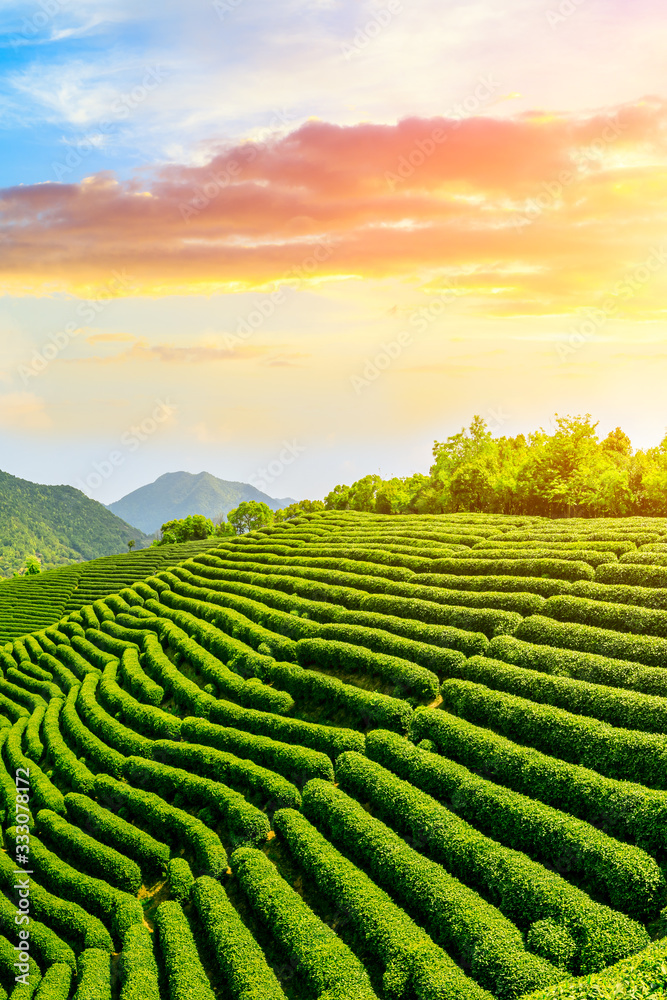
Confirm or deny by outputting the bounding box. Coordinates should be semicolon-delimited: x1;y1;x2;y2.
127;540;136;552
156;514;215;545
275;500;325;521
23;556;41;576
227;501;274;535
602;427;633;456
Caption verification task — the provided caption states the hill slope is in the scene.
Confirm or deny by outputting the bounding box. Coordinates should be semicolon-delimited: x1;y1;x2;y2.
1;511;666;998
0;469;149;577
107;470;295;533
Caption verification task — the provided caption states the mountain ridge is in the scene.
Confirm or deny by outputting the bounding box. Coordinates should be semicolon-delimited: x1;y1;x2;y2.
0;468;149;577
107;470;295;533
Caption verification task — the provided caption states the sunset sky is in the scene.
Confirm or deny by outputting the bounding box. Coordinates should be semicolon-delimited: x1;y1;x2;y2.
1;0;666;505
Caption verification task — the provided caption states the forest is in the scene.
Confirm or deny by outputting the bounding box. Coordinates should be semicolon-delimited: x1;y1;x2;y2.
323;415;667;518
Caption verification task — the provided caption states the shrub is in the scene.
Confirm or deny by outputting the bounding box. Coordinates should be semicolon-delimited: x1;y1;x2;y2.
272;809;497;1000
0;856;110;953
166;858;194;904
42;696;96;794
429;557;594;581
0;892;75;970
123;755;270;847
409;708;667;855
333;752;652;970
295;638;439;702
98;661;180;741
570;578;667;610
4;717;66;815
116;647;164;707
60;684;126;779
543;593;667;637
36;808;142;894
302;779;574;994
77;673;153;758
595;562;667;588
154;901;216;1000
94;773;227;879
151;739;301;811
4;826;142;945
487;634;667;698
202;700;364;759
118;925;160;1000
191;875;287;1000
527;920;577;971
24;705;46;763
182;718;333;788
65;792;169;877
440;676;667;787
230;847;381;1000
515;614;667;668
364;729;664;921
263;659;413;733
33;963;72;1000
316;622;467;675
72;949;111;1000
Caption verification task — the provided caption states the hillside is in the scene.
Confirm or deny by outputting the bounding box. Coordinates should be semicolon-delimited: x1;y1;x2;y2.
107;470;296;533
0;510;666;998
0;469;149;577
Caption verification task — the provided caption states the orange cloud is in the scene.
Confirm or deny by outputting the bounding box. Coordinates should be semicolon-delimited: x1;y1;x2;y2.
1;98;667;315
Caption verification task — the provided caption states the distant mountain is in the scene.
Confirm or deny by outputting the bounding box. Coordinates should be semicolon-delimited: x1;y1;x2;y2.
0;469;150;578
107;471;296;534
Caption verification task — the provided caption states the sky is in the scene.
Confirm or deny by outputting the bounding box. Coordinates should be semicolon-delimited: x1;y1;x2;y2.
1;0;666;506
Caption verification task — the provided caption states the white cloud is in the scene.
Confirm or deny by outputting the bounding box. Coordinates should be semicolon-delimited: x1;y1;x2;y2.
0;391;51;429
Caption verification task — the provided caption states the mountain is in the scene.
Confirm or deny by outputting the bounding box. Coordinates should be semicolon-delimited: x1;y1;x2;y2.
0;469;150;578
107;471;296;534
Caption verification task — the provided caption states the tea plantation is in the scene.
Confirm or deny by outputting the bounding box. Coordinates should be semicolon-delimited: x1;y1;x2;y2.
0;510;666;999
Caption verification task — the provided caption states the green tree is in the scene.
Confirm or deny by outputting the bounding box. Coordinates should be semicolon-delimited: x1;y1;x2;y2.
127;540;136;552
275;500;325;521
23;556;41;576
227;501;274;534
156;514;215;545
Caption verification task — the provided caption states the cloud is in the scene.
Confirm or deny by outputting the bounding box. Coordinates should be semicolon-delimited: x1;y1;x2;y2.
0;99;666;316
0;391;51;429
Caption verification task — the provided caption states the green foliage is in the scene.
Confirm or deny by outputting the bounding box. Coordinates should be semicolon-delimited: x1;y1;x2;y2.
365;729;663;921
118;925;160;1000
72;949;111;1000
272;807;495;1000
155;901;216;1000
192;876;288;1000
333;752;653;966
439;676;667;787
166;858;194;904
94;773;227;878
409;708;667;855
227;501;275;535
231;846;381;1000
520;933;667;999
156;514;217;545
0;846;112;952
65;792;170;877
33;964;72;1000
0;468;150;579
36;808;143;894
487;634;667;698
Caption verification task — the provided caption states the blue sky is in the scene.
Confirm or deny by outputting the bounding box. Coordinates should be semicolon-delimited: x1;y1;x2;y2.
1;0;666;504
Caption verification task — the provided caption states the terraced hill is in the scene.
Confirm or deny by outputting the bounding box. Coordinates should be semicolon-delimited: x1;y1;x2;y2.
0;510;666;999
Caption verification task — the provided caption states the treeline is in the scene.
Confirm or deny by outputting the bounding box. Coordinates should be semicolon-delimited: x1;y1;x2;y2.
323;415;667;518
